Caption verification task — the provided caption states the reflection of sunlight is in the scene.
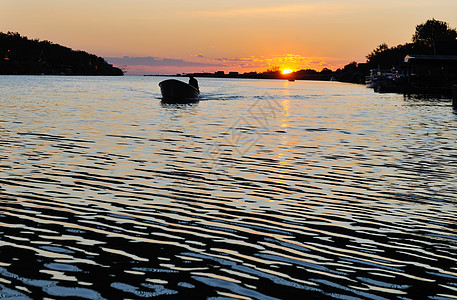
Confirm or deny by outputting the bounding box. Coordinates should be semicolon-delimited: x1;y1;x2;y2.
279;134;289;147
281;99;290;117
277;98;290;165
40;270;78;282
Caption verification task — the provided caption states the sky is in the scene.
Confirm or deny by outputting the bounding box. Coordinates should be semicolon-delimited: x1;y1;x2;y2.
2;0;457;74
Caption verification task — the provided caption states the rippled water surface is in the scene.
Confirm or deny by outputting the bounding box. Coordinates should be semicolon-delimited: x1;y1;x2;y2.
1;76;457;299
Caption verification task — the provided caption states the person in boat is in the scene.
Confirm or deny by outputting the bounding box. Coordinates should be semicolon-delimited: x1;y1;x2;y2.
188;76;199;92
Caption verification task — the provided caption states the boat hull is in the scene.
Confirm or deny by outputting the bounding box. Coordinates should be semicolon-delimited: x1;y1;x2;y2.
159;79;200;103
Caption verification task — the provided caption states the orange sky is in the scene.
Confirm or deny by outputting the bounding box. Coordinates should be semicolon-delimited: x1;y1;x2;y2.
2;0;457;74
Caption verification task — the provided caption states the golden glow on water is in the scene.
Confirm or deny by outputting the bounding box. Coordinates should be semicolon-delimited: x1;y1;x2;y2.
1;77;456;299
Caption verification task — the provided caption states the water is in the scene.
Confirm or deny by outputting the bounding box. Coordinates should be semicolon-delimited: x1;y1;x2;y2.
1;76;456;299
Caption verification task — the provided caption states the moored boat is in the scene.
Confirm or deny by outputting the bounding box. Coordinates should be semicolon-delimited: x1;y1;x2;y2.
159;79;200;103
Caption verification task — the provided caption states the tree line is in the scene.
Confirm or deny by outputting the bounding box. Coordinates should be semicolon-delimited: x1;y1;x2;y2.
341;19;457;83
366;19;457;69
0;32;123;75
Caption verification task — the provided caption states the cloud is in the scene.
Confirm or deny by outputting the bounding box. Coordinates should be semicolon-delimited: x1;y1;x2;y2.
104;56;227;74
105;56;219;68
192;0;435;20
105;53;350;75
207;54;347;71
195;2;348;18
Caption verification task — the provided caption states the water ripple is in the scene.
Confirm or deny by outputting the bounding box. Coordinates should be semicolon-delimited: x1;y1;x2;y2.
1;76;456;299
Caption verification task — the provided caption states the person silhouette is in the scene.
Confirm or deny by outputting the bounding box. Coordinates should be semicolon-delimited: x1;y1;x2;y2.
189;76;199;91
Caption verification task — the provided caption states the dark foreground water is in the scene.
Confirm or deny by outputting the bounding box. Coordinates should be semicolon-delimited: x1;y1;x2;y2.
0;76;456;299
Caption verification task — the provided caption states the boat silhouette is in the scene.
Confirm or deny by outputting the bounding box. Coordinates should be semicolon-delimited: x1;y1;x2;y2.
159;79;200;103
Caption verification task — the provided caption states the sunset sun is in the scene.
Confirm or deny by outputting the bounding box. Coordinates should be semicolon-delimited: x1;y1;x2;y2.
282;69;293;75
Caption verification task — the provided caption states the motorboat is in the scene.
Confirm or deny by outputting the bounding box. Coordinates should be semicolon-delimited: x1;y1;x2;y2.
159;79;200;103
366;69;394;88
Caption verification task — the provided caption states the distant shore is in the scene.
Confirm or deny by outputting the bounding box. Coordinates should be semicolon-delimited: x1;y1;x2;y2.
144;64;368;84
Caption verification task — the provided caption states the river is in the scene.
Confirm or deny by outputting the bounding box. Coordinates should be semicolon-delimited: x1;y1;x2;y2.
0;76;456;299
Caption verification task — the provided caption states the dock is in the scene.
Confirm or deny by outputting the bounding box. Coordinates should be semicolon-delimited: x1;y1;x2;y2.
368;55;457;103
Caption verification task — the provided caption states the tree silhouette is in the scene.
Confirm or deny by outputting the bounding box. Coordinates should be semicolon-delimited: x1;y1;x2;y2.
366;19;457;69
366;43;389;62
412;19;457;48
265;66;280;73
